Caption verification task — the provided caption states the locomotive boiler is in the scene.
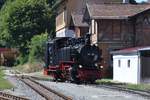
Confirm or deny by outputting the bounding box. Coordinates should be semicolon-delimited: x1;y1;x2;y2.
44;34;102;83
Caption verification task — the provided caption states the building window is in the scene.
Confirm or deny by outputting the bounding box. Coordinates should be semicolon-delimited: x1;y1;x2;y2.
112;20;121;40
91;20;95;34
128;60;130;68
118;60;121;67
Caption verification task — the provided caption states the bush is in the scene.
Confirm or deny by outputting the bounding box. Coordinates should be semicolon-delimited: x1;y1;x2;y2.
15;62;44;73
0;0;52;54
28;33;48;63
17;54;29;65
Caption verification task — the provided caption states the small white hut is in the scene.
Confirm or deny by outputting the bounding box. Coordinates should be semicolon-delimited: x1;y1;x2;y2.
112;47;150;84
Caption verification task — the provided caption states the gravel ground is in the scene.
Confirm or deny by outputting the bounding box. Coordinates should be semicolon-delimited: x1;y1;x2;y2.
37;80;149;100
3;76;45;100
3;69;149;100
2;70;45;100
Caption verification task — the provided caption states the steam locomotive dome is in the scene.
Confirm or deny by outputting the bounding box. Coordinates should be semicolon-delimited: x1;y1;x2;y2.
80;45;101;65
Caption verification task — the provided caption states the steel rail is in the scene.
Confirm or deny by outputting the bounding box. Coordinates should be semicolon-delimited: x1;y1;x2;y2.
23;75;150;99
20;76;72;100
0;96;10;100
0;91;29;100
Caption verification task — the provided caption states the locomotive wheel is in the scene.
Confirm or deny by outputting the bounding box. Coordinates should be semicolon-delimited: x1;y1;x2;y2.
53;77;58;82
89;80;96;84
53;70;62;82
53;72;58;82
70;68;80;84
53;75;66;82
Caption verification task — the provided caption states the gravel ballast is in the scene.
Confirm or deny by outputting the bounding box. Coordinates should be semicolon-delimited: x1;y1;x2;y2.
37;80;148;100
3;69;149;100
3;76;45;100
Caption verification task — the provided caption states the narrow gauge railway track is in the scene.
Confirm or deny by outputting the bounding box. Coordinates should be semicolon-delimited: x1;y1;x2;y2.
27;76;150;98
26;76;150;97
20;76;72;100
0;91;29;100
94;84;150;99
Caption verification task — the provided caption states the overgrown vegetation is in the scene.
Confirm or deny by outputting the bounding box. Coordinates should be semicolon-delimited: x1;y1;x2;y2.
28;33;48;63
122;83;150;91
96;79;150;91
14;62;44;73
0;0;51;53
0;0;56;69
0;68;14;89
14;33;48;72
96;79;124;85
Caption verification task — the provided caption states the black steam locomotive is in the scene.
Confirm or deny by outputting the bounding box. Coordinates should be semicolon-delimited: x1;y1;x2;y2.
44;34;102;83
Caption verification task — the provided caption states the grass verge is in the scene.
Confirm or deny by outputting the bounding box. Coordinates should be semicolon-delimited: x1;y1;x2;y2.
96;79;124;85
14;61;44;73
0;68;14;90
122;84;150;91
96;79;150;91
14;62;53;81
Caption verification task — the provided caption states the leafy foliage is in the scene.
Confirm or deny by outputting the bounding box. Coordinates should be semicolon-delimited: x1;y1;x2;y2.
0;0;52;54
0;69;14;89
28;33;48;63
17;54;29;65
47;0;57;7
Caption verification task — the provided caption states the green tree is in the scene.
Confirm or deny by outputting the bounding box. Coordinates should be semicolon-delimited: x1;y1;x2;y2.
47;0;57;38
0;0;52;55
47;0;57;7
28;33;48;63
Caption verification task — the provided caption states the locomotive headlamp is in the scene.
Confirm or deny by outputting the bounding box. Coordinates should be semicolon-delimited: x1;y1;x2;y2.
100;66;104;69
95;63;98;67
79;65;82;68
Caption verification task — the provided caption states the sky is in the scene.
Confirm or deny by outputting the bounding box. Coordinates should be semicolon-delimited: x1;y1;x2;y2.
136;0;148;3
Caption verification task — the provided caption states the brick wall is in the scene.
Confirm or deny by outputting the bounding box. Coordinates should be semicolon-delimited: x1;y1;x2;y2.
136;12;150;46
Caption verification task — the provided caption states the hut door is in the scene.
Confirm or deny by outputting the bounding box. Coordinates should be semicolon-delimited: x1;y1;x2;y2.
141;51;150;79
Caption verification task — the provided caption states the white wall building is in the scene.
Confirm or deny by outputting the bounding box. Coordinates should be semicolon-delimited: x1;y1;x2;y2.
112;47;150;84
56;28;75;38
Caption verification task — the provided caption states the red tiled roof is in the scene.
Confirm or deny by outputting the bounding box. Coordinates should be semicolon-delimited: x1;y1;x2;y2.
87;4;150;19
86;0;122;4
111;46;150;54
0;48;18;53
0;48;11;52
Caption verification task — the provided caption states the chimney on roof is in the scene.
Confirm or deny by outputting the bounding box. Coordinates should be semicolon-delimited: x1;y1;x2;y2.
123;0;129;3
